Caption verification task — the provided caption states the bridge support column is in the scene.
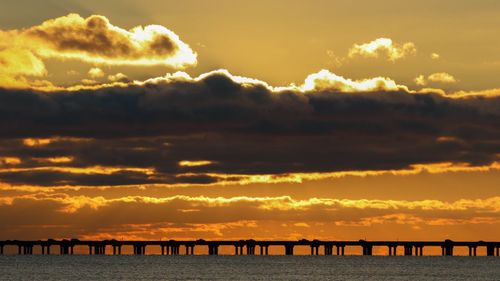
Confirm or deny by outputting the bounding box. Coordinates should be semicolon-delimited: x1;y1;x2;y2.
93;245;106;255
487;245;495;256
247;245;255;255
0;245;3;255
444;246;453;256
285;244;294;256
362;244;373;256
388;246;397;256
324;244;333;256
21;245;33;255
414;246;423;256
259;245;263;256
469;246;477;257
310;246;319;255
336;245;345;256
60;245;71;255
133;245;145;255
208;244;219;255
184;245;194;255
113;245;121;255
404;245;413;256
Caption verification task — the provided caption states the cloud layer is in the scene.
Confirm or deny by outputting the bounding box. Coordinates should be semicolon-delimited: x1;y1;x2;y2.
0;70;500;187
0;193;498;240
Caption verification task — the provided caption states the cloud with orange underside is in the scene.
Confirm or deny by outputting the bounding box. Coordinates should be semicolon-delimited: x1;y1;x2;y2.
0;193;498;240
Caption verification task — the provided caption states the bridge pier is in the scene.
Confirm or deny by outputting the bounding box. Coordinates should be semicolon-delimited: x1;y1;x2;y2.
60;245;72;255
324;244;333;256
336;245;345;256
0;245;3;255
416;246;424;256
468;246;477;256
112;245;121;255
487;244;495;256
310;245;319;256
362;244;373;256
246;244;256;255
133;244;146;255
185;245;195;255
173;245;180;255
208;244;219;255
19;245;34;255
388;245;397;256
285;244;294;256
17;245;34;255
403;244;413;256
92;245;106;255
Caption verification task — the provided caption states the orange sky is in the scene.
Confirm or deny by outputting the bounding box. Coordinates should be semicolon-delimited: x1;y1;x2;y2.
0;0;499;242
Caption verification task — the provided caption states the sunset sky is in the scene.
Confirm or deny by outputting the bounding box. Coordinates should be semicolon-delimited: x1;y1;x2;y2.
0;0;499;244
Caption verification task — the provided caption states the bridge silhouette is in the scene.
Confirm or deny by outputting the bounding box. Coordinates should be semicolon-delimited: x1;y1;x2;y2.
1;239;499;256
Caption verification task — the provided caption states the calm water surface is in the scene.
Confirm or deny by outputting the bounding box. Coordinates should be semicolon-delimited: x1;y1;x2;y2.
0;256;498;280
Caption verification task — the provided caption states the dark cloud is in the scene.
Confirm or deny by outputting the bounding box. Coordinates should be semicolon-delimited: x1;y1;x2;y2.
1;70;500;186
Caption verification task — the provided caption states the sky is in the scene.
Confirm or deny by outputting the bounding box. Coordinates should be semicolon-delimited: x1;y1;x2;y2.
0;0;499;244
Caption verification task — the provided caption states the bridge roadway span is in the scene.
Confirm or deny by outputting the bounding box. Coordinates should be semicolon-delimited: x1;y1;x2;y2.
1;239;499;256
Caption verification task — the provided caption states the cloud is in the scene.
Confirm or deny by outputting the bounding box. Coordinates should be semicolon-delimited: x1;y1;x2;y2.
415;72;458;86
300;69;407;92
0;13;197;88
0;194;498;239
0;69;500;187
428;72;458;83
431;53;441;60
24;14;197;67
88;67;105;79
348;38;417;62
107;73;129;83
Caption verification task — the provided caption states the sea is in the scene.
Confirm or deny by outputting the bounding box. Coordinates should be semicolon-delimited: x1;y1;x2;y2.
0;256;498;280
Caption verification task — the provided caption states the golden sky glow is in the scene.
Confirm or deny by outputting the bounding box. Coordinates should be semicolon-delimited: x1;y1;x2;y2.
0;0;500;243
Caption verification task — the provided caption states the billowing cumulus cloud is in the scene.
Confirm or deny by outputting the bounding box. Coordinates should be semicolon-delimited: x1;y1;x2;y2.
348;38;417;61
24;14;197;67
0;70;500;187
0;13;196;88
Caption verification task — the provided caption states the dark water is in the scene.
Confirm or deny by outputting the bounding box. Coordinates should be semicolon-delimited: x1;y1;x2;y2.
0;256;498;280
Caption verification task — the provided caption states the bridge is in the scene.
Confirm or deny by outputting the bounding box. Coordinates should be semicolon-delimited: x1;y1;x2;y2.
1;239;499;256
